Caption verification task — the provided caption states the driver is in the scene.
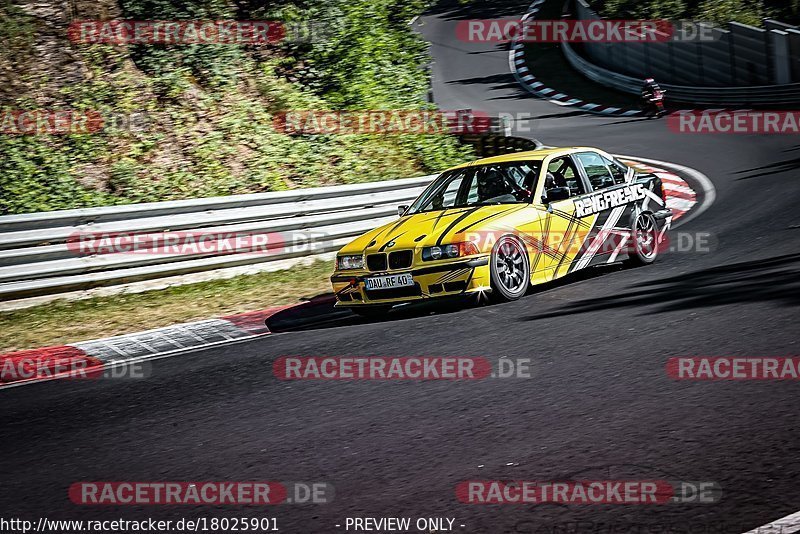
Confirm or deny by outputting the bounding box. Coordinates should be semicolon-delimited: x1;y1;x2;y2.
641;77;662;100
477;169;514;203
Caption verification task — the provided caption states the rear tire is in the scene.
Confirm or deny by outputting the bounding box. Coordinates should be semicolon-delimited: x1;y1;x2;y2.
489;236;530;302
625;212;659;266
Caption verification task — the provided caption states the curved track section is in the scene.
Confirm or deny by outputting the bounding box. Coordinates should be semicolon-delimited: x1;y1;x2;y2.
510;0;643;116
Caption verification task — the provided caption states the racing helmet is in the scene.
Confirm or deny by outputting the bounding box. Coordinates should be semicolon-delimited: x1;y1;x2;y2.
477;169;511;201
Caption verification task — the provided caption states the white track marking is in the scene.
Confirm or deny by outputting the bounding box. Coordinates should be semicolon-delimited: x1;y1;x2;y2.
663;183;696;196
666;198;697;212
742;510;800;534
0;335;264;391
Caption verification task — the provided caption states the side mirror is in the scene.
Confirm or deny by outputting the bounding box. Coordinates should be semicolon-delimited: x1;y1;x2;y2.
397;205;409;217
543;187;570;203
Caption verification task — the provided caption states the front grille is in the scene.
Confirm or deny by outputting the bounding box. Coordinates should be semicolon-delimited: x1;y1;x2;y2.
389;250;413;270
365;283;422;300
366;253;387;271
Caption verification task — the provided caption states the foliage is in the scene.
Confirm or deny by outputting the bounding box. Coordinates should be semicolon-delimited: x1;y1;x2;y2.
0;259;335;352
0;0;35;49
599;0;688;20
0;0;473;215
695;0;770;27
594;0;783;26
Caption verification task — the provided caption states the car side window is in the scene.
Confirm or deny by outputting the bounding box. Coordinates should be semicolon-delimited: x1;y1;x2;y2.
576;152;615;191
441;175;464;205
546;156;585;197
505;165;528;188
429;171;470;210
603;155;628;185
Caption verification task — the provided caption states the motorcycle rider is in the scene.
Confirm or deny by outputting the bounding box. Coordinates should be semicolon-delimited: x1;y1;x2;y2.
641;77;666;118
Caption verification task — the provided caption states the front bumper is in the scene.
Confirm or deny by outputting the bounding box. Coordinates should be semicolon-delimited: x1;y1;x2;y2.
330;256;491;307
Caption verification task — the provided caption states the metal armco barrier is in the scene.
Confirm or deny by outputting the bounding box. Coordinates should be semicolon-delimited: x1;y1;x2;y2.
562;41;800;106
0;177;434;302
562;0;800;106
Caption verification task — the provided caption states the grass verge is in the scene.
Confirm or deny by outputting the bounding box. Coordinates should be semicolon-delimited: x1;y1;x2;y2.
0;261;334;353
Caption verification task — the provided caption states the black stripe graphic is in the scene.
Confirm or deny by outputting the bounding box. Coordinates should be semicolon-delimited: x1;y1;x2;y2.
435;207;481;245
455;205;525;234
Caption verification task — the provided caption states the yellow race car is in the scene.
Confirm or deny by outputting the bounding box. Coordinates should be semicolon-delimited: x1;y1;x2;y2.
330;147;672;316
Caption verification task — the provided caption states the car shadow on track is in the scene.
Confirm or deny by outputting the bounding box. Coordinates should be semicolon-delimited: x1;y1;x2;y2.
265;292;476;333
265;264;627;334
533;110;595;120
518;253;800;321
599;116;660;126
446;73;526;95
734;156;800;180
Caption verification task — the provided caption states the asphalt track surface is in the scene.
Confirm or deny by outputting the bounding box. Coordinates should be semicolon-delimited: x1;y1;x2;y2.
2;1;799;532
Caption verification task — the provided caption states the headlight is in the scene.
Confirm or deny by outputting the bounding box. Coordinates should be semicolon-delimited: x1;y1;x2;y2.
422;242;479;261
337;254;364;270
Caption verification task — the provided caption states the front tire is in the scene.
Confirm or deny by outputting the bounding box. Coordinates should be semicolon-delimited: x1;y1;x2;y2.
625;212;659;266
489;236;530;302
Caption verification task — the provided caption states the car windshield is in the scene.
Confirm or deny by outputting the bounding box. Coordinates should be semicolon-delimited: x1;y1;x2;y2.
407;161;542;214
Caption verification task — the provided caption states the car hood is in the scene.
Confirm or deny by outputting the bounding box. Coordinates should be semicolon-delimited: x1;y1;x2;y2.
339;204;532;255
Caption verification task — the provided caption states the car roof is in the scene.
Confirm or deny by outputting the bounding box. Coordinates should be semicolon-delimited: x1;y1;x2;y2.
443;146;600;172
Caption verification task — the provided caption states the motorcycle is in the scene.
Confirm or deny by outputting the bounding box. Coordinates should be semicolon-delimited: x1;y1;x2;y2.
643;89;667;118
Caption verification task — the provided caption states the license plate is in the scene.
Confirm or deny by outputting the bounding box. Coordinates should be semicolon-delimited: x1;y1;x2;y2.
364;273;413;291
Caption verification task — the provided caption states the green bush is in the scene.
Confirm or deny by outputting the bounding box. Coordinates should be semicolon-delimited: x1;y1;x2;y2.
594;0;782;26
695;0;769;26
599;0;688;20
0;0;473;215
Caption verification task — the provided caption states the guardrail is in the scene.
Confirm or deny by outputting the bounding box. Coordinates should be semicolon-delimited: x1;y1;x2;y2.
0;134;541;305
0;177;434;303
562;41;800;106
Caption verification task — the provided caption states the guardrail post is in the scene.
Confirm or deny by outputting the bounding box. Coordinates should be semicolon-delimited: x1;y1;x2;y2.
770;29;792;84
